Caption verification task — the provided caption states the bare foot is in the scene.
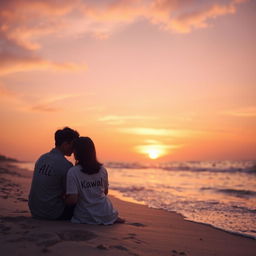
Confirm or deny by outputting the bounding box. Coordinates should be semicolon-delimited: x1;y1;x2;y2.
114;217;125;224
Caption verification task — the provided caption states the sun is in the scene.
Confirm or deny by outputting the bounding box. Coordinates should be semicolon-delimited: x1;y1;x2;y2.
148;149;160;159
135;143;175;160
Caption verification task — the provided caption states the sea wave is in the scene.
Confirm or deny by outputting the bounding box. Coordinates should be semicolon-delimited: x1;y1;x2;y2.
13;160;256;174
201;187;256;198
231;205;256;214
111;185;154;193
217;189;256;198
110;184;256;239
106;160;256;174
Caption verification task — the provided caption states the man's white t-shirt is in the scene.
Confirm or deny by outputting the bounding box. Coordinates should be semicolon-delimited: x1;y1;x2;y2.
66;165;118;225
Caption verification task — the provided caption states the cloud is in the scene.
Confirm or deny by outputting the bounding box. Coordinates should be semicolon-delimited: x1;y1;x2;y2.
30;105;59;113
79;0;248;34
144;139;161;144
0;0;249;75
165;3;236;33
118;127;193;137
118;127;214;138
29;94;80;113
0;58;87;76
0;0;86;75
0;83;17;97
87;106;105;112
0;86;79;113
119;127;174;136
0;32;87;75
98;115;155;125
136;143;181;151
222;107;256;117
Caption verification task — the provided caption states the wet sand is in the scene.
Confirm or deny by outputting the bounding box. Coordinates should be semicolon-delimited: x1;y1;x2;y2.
0;162;255;256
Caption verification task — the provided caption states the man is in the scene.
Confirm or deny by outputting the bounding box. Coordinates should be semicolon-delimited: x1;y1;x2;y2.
28;127;79;220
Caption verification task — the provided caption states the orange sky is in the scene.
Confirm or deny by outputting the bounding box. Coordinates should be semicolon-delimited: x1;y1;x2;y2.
0;0;255;162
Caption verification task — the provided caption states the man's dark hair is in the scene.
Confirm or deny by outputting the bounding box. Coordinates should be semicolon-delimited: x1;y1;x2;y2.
54;127;79;147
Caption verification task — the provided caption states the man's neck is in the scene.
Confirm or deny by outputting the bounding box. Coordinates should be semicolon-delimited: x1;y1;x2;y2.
55;146;65;155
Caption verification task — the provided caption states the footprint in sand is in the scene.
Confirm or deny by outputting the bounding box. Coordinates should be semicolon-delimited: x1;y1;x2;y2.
98;244;140;256
57;229;97;242
124;234;136;239
6;231;61;247
123;233;144;244
96;244;108;250
19;223;36;229
0;224;11;233
171;250;187;256
110;245;129;251
14;210;29;214
33;232;62;247
41;247;51;253
17;197;28;202
127;222;146;227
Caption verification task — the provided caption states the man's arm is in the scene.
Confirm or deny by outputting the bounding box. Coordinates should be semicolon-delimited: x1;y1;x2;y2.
65;194;78;205
66;167;78;205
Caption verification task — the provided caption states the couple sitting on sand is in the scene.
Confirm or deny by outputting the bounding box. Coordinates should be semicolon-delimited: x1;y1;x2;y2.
28;127;125;225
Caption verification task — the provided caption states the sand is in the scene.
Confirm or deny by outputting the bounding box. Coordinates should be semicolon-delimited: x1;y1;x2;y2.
0;161;255;256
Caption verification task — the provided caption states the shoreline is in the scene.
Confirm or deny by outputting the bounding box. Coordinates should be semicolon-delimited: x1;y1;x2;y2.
112;192;256;241
1;162;256;256
184;217;256;241
110;190;256;241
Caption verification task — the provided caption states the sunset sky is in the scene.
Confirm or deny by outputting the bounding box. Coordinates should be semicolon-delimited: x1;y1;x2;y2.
0;0;255;162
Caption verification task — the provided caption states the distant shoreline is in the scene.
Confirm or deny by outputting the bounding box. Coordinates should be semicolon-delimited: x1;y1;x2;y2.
0;155;19;163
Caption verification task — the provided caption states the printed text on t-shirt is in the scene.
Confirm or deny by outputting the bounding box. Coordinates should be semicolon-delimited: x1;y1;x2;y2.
38;164;52;176
81;178;103;189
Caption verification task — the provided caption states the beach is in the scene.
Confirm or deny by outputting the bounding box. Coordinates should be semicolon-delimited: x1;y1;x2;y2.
0;161;256;256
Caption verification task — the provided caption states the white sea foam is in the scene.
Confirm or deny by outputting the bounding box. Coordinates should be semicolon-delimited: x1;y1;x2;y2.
107;161;256;239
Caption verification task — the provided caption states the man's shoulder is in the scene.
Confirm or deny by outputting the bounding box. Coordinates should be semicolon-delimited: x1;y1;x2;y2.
36;151;52;164
37;150;51;159
36;149;73;169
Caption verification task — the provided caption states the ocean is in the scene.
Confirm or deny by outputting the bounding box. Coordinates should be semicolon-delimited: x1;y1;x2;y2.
16;160;256;239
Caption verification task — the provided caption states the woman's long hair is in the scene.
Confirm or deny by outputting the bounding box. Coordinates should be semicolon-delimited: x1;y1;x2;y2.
74;137;102;175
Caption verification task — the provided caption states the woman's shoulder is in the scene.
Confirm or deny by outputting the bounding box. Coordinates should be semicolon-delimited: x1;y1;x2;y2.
99;165;108;174
99;164;106;170
68;165;82;175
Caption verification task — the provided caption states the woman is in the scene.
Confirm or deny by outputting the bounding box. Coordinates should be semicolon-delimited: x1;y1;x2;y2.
65;137;125;225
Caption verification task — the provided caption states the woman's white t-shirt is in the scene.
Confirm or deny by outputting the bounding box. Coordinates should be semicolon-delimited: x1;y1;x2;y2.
66;165;118;225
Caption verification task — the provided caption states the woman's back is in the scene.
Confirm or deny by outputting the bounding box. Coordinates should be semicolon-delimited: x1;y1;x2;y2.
66;164;118;224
